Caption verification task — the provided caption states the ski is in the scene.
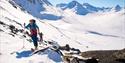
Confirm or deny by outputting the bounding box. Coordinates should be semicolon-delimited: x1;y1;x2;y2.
30;47;49;56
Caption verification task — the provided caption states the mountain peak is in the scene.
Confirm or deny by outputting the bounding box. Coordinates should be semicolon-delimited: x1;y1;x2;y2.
114;5;121;12
71;0;79;3
67;0;81;9
64;1;89;15
115;5;121;8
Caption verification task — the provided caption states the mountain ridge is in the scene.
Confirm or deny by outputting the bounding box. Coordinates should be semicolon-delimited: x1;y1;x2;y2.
56;1;123;15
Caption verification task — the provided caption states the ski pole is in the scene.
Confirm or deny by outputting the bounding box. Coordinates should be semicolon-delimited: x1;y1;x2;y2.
22;23;26;49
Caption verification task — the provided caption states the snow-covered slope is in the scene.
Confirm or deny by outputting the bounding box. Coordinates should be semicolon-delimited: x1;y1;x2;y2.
8;0;62;20
0;0;63;63
0;0;125;63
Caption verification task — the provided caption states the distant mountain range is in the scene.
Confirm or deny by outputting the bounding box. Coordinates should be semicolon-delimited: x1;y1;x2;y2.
56;1;123;15
9;0;123;17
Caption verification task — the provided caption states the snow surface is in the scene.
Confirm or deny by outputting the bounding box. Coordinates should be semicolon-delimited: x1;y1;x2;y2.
0;0;125;63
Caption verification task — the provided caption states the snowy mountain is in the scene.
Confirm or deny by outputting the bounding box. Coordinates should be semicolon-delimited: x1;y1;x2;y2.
83;3;103;12
57;1;89;15
114;5;122;12
56;1;102;15
9;0;62;20
9;0;50;13
57;1;122;15
0;0;125;63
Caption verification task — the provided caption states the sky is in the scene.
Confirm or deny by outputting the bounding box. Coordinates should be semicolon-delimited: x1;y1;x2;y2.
48;0;125;7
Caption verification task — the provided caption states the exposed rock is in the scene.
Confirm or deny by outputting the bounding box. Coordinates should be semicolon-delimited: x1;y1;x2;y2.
81;49;125;63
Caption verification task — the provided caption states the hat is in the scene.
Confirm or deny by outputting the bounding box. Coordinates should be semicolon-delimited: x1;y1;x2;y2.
29;19;35;23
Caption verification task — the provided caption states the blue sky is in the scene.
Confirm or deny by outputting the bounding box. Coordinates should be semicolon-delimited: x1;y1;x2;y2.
48;0;125;7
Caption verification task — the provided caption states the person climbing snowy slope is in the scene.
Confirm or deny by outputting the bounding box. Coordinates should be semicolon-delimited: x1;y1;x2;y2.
25;19;40;50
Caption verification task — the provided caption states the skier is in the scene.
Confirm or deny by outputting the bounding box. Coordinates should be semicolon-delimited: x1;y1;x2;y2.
25;19;40;50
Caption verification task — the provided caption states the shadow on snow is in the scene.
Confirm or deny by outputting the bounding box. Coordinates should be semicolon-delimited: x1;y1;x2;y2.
16;50;32;58
16;49;62;62
47;50;62;62
40;13;63;20
30;13;63;21
87;31;119;38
